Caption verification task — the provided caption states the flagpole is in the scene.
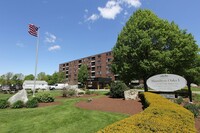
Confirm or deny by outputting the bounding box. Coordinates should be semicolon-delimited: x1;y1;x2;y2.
33;28;39;97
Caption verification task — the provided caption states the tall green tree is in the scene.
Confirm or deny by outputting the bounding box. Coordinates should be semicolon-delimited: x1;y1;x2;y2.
11;73;24;86
51;72;65;84
24;74;35;80
112;9;199;91
0;75;6;85
0;72;14;86
37;72;47;80
46;74;54;85
78;64;88;88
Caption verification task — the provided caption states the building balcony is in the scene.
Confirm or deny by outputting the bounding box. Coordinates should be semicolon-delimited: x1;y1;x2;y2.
90;76;95;78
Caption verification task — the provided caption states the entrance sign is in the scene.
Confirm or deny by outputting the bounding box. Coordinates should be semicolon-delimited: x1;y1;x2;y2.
147;74;187;91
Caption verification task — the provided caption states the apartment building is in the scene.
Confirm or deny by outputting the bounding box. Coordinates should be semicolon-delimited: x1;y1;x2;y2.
59;51;116;87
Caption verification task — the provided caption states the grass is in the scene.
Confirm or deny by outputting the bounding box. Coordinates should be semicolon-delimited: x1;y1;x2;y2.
0;90;128;133
0;93;13;100
193;94;200;102
191;87;200;91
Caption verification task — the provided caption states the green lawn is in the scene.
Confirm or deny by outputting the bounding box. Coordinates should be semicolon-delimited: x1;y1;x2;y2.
0;93;13;100
0;91;128;133
193;94;200;102
191;87;200;91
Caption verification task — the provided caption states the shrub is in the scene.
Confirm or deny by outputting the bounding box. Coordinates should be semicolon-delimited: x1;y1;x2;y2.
68;89;76;96
174;96;184;105
98;92;196;133
62;89;76;97
184;103;200;117
85;90;93;95
27;89;38;95
62;87;68;97
0;99;9;109
105;84;110;89
26;97;38;108
11;100;24;109
36;92;54;103
110;81;129;98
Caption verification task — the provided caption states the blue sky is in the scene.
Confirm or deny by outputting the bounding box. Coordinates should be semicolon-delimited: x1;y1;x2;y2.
0;0;199;76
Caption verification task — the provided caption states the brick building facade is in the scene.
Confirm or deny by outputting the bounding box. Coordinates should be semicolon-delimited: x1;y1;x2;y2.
59;51;116;86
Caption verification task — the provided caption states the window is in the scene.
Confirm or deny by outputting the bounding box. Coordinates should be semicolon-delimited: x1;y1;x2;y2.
107;58;112;62
106;70;110;74
97;66;101;69
106;52;111;56
91;67;95;71
97;71;101;75
91;72;95;76
97;60;101;64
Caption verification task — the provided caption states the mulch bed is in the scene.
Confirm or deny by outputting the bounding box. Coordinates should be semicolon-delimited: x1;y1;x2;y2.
75;96;143;115
55;94;98;99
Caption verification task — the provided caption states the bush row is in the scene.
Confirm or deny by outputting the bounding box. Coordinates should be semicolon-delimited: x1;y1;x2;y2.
0;98;38;109
97;92;196;133
0;92;54;109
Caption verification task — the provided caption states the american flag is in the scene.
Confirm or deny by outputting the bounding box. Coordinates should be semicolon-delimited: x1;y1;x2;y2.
28;24;39;37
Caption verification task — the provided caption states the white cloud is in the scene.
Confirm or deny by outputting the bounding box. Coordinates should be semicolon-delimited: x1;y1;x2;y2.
87;14;100;22
85;9;88;13
16;43;24;47
82;0;141;25
45;32;56;43
120;0;141;8
48;45;61;51
98;1;122;20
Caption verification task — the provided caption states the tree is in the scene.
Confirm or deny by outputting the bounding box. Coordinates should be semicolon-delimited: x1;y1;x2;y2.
176;53;200;102
11;73;24;86
37;72;47;81
0;75;6;85
112;9;199;92
51;72;65;84
45;74;54;85
0;72;14;86
57;72;65;83
24;74;35;80
78;64;88;88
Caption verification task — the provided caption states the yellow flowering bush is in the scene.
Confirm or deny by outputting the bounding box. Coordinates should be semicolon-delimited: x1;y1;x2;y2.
97;92;196;133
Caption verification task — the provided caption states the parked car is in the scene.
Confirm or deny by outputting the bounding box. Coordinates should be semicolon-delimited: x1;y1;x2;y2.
49;83;68;90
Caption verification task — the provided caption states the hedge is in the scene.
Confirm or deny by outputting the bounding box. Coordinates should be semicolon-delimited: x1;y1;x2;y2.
97;92;196;133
